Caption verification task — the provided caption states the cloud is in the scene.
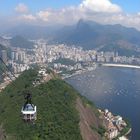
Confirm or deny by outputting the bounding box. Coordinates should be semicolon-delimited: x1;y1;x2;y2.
15;3;28;13
32;0;122;24
80;0;122;13
138;12;140;16
30;0;122;25
34;7;83;25
21;14;36;21
122;14;140;29
13;0;140;30
37;11;50;21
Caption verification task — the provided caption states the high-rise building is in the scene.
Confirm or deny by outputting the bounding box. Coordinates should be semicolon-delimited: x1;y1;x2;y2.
11;51;15;60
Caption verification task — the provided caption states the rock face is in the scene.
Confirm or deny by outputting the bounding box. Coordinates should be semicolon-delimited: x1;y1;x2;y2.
76;97;102;140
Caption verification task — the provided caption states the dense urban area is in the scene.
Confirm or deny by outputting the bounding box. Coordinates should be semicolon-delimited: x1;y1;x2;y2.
1;39;140;76
0;38;132;139
0;0;139;139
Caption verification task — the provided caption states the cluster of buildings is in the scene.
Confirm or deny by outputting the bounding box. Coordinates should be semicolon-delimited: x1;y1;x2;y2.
46;44;95;62
32;68;52;87
1;40;140;75
96;52;140;64
99;109;128;139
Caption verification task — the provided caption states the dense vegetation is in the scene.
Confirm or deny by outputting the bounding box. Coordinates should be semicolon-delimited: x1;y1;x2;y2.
0;44;8;83
0;69;82;140
91;125;106;137
0;63;6;83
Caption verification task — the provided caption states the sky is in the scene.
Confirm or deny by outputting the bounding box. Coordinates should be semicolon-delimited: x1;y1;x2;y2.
0;0;139;13
112;0;139;13
0;0;81;13
0;0;140;30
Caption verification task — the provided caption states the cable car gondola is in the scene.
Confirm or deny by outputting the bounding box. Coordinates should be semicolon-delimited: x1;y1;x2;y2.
21;93;37;121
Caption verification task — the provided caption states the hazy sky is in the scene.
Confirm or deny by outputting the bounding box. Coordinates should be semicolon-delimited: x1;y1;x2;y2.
112;0;139;13
0;0;140;30
0;0;139;13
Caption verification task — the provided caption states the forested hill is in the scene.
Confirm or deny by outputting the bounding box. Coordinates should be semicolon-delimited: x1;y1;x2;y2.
0;69;104;140
10;35;34;49
0;44;6;50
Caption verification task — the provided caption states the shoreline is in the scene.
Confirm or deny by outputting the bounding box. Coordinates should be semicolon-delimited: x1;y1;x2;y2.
125;128;132;136
62;67;96;79
119;136;129;140
62;63;140;80
0;67;132;140
121;128;131;140
99;109;131;140
64;66;132;140
101;63;140;69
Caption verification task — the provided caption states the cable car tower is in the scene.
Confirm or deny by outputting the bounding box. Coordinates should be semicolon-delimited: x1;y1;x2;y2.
21;93;37;121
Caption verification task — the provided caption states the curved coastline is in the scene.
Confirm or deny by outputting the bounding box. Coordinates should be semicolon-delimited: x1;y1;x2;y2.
65;65;133;140
101;63;140;69
63;63;140;80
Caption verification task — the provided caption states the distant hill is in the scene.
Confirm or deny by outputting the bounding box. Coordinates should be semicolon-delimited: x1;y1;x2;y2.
0;44;6;50
4;20;140;56
0;69;104;140
10;35;34;49
50;19;140;56
4;24;62;39
0;37;10;47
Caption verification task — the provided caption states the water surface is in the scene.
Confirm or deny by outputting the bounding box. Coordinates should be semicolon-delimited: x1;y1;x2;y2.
66;67;140;140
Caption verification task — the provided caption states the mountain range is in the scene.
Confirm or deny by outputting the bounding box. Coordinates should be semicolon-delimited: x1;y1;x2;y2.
10;35;34;49
0;35;34;49
50;19;140;56
1;19;140;56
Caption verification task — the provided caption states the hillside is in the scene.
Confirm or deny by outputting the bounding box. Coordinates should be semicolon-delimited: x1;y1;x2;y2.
0;37;10;47
3;20;140;56
0;44;6;51
50;19;140;56
0;69;104;140
0;35;34;49
0;44;10;83
3;25;62;39
10;35;34;49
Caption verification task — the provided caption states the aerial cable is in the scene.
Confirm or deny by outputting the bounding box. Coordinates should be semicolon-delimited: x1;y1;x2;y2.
0;54;37;122
0;68;13;81
0;63;14;82
0;57;17;79
0;57;18;89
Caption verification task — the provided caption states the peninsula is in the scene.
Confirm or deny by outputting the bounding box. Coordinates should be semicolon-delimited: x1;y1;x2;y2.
0;69;131;140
